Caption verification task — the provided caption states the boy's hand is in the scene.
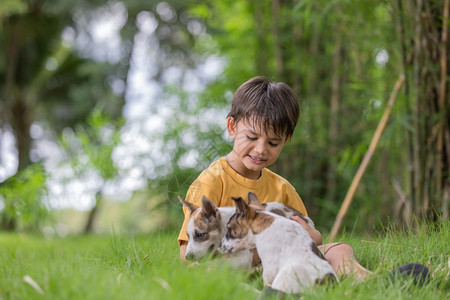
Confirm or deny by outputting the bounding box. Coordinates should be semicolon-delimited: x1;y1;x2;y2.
290;216;323;246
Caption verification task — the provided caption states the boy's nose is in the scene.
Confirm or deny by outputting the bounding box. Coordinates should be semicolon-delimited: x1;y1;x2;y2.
254;141;267;154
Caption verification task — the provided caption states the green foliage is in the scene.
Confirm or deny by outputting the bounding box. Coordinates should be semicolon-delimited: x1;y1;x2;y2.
59;108;122;185
0;0;447;235
0;0;127;176
0;0;27;19
154;0;448;234
0;163;50;230
0;220;449;299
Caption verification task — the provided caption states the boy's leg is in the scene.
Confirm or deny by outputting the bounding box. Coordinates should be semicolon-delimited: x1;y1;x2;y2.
318;243;372;281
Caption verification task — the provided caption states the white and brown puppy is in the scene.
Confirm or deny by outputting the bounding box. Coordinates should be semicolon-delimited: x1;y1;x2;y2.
178;194;315;269
179;195;253;269
220;194;337;294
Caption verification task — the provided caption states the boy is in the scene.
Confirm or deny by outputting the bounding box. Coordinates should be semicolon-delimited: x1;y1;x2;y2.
178;76;427;282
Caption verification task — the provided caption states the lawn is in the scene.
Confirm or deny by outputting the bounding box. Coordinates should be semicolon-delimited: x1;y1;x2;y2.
0;220;448;300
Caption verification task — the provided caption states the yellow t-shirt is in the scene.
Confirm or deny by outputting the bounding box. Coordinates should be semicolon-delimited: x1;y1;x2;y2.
177;157;307;245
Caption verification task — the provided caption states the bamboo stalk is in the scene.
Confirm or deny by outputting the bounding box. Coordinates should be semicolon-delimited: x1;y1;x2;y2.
326;27;342;203
396;0;416;211
328;75;405;242
272;0;283;77
412;0;424;216
436;0;449;198
253;0;268;75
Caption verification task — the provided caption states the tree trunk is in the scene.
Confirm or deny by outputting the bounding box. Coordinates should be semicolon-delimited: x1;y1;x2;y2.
326;29;342;203
436;0;449;214
272;0;284;78
411;0;424;217
253;0;269;75
1;20;34;231
403;0;449;221
84;192;102;234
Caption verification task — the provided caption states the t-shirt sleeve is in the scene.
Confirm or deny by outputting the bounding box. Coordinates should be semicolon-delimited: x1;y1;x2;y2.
177;179;221;246
284;185;308;216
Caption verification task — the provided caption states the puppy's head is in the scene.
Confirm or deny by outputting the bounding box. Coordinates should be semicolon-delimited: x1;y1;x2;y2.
179;195;224;260
219;196;258;254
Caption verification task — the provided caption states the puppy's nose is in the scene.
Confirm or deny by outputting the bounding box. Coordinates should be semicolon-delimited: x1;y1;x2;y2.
218;241;225;253
218;242;231;254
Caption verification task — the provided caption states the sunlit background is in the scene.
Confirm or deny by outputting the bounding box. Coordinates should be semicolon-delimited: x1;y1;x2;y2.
0;0;448;237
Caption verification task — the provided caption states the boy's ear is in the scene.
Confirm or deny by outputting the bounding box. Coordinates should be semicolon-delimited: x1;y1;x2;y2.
226;117;237;140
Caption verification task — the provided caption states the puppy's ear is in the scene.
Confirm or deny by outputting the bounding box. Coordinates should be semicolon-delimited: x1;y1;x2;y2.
232;196;247;214
247;192;264;210
201;196;219;222
178;195;199;215
233;197;257;220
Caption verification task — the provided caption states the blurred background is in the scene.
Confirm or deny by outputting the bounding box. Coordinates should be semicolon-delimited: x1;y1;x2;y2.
0;0;448;237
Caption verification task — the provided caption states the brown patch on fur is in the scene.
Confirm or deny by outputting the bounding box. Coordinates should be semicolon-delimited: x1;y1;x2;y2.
192;206;220;231
227;213;251;239
250;212;275;234
269;208;287;218
231;196;273;235
201;196;219;221
315;273;337;285
311;242;326;260
282;204;309;222
193;211;211;231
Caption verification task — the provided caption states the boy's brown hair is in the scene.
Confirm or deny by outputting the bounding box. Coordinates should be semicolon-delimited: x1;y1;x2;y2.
227;76;300;139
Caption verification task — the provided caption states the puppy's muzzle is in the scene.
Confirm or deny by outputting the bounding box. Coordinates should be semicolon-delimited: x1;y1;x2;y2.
218;241;233;254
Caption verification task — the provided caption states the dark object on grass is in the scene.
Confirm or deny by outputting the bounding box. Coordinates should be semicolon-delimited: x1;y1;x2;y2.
392;263;430;285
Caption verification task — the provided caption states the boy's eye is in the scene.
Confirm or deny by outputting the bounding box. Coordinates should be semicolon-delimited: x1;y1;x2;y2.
246;136;257;141
269;142;279;147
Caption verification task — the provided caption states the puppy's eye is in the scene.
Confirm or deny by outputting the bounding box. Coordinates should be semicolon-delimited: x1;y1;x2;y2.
194;231;206;241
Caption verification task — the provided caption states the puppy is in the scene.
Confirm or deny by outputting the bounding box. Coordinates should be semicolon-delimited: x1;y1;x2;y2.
178;194;315;269
179;195;253;269
220;193;337;293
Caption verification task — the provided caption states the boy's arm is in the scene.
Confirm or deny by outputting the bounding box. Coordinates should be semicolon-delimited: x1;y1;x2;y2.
179;241;188;262
290;216;322;245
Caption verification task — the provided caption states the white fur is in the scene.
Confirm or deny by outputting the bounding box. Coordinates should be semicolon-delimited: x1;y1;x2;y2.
221;210;337;293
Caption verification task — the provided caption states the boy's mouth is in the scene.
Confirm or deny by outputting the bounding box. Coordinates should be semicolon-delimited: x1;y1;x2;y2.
248;155;266;164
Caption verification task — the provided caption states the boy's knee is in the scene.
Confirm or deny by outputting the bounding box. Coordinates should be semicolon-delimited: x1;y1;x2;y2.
334;243;353;253
323;242;354;258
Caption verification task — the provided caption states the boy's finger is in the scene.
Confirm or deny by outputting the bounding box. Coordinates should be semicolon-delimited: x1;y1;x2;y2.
290;215;305;224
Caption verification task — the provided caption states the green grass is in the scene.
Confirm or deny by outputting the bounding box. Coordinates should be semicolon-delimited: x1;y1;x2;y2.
0;220;448;300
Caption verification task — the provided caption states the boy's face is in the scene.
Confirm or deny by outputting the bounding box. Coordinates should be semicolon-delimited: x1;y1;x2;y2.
226;117;287;179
